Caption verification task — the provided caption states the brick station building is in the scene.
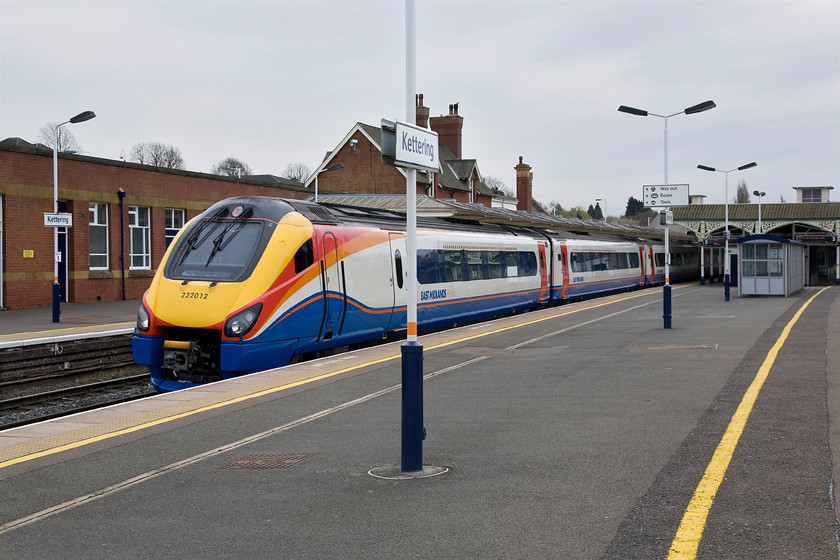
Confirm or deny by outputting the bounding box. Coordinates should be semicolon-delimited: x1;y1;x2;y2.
0;138;307;309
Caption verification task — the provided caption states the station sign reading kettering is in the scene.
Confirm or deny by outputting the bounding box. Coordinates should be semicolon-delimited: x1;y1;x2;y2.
643;184;689;209
381;119;440;172
44;212;73;227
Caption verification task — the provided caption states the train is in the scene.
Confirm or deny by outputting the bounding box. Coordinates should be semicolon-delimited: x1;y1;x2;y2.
131;196;699;391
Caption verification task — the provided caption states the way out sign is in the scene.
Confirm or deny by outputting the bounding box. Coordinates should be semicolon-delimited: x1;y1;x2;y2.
44;212;73;227
381;119;440;172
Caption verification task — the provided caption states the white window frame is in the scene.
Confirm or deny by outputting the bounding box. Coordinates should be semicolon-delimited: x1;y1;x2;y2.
129;205;151;270
165;208;185;248
89;202;109;270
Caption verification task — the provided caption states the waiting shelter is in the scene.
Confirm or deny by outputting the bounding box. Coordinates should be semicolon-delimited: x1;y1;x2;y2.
736;234;805;297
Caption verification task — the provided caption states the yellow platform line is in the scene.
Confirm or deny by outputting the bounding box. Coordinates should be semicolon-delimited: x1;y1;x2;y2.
667;286;831;559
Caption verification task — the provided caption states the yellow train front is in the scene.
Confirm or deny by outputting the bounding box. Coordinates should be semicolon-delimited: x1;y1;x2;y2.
132;196;321;392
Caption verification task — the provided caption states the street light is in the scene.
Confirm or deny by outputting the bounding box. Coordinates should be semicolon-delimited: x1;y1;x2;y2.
697;162;757;302
618;99;715;328
52;110;96;322
753;190;766;233
313;163;344;202
595;198;606;222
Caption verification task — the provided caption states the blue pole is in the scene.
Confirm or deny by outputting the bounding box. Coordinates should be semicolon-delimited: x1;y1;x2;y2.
724;273;731;302
663;284;672;329
52;281;61;322
401;340;424;471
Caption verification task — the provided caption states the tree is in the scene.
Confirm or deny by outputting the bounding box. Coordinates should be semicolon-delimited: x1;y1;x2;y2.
591;203;604;221
212;157;252;177
38;123;81;152
484;175;513;197
130;142;185;169
624;196;645;217
282;162;312;182
734;179;751;203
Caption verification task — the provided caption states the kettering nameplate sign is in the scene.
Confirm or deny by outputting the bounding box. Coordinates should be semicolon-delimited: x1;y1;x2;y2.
380;119;440;173
44;213;73;227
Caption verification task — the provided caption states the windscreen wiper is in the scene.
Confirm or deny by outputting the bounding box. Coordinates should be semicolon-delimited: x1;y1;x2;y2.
176;207;228;267
205;207;254;267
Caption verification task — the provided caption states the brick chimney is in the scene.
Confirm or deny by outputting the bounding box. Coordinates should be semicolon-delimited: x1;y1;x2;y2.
415;94;429;128
429;102;463;159
515;156;533;212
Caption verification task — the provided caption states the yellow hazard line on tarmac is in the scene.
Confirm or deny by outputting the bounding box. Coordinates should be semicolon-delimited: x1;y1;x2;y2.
0;287;676;470
667;286;832;559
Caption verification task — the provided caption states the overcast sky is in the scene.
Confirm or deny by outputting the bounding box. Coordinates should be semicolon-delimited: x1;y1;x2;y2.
2;0;838;214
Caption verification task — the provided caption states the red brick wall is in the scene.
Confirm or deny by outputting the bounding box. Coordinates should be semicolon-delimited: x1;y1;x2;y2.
314;132;407;196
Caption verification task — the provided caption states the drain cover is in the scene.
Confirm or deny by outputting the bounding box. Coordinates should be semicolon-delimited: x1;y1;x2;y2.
219;453;317;469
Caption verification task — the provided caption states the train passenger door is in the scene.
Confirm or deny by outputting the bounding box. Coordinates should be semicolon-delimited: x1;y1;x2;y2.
638;247;645;287
559;244;570;299
388;233;407;332
537;243;549;304
320;231;344;340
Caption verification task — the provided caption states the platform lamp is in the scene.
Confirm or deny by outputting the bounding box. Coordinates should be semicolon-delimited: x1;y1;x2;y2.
753;190;766;233
618;99;716;329
313;163;344;203
697;162;757;302
52;110;96;323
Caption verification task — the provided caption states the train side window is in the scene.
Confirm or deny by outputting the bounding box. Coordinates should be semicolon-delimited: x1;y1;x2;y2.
444;250;463;282
467;251;484;280
505;252;519;277
394;249;404;289
487;251;504;278
294;239;314;273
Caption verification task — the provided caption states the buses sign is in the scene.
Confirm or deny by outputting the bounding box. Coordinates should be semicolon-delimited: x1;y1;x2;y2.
643;184;689;209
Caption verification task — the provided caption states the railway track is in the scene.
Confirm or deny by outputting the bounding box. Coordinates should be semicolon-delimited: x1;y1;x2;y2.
0;374;155;430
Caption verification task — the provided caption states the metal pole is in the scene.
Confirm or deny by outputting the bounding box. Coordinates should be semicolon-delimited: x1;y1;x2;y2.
52;123;65;323
724;171;730;302
662;118;671;328
401;0;423;473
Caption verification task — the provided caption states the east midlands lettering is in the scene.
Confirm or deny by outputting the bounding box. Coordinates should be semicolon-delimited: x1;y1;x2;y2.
401;132;435;163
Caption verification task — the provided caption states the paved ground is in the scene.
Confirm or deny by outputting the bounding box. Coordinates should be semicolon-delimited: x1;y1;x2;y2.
0;284;837;559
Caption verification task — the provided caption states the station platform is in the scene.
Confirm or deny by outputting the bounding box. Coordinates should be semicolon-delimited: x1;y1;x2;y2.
1;284;838;559
0;298;139;348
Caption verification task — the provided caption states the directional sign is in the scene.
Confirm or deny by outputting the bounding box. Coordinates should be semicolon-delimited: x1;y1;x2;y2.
44;213;73;227
643;184;689;209
381;119;440;172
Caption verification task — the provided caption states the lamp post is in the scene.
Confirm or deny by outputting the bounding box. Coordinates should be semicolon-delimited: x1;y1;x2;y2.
313;163;344;202
618;100;715;329
697;162;757;301
595;198;606;222
753;190;766;233
52;110;96;322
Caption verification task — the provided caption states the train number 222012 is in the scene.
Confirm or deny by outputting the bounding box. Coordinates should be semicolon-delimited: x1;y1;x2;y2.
180;291;208;300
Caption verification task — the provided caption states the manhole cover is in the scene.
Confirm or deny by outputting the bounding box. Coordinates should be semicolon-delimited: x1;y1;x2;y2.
219;453;318;469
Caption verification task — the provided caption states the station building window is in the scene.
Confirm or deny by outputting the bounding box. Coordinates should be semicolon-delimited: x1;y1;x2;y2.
741;243;784;277
165;208;185;248
129;206;151;269
89;202;109;270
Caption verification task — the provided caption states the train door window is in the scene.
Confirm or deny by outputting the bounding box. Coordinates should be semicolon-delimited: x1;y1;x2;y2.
467;251;484;280
394;249;404;289
444;250;463;281
487;251;504;278
89;202;109;270
294;239;314;273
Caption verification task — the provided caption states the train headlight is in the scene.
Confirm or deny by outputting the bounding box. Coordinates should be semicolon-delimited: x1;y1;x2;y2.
137;303;151;332
224;303;263;338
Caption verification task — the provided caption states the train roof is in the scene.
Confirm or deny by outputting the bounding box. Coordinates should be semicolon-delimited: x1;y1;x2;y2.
296;195;696;243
